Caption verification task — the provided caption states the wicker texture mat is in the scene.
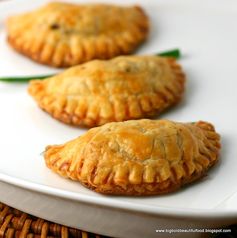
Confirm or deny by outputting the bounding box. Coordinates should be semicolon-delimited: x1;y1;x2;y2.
0;203;108;238
1;202;236;238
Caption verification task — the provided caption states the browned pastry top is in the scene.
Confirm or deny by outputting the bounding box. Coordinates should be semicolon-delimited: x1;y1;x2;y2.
7;2;149;67
44;119;221;195
28;56;185;127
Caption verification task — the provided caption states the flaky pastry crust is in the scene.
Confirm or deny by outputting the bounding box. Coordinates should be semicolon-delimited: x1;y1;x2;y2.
7;2;149;67
44;119;221;195
28;56;185;127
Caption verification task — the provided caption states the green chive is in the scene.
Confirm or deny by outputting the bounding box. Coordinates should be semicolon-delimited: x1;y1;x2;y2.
157;48;181;59
0;48;181;83
0;74;54;82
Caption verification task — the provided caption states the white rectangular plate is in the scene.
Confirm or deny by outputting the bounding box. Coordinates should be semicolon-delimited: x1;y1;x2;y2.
0;0;237;231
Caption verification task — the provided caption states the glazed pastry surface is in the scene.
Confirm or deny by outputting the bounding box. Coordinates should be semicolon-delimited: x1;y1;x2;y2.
7;2;149;67
28;56;185;127
44;119;221;195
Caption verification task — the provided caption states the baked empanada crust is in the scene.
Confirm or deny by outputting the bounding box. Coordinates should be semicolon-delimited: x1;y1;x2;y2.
28;56;185;127
7;2;149;67
44;119;221;195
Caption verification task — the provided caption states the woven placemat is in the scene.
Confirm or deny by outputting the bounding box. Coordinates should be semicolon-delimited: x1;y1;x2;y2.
1;202;236;238
0;203;109;238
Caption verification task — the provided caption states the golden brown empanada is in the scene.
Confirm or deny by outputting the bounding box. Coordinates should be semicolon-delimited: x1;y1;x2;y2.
28;56;185;127
44;119;221;195
7;2;149;67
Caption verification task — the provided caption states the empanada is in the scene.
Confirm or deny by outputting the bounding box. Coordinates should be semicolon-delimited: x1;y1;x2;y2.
28;56;185;127
44;119;221;195
7;2;149;67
